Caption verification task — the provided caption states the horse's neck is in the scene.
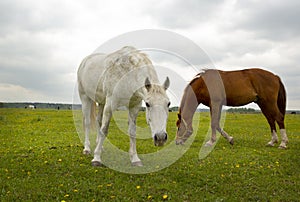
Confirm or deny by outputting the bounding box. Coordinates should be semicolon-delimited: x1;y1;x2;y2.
180;84;200;125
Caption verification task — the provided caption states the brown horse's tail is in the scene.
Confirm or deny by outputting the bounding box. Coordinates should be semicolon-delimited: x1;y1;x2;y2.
277;78;286;116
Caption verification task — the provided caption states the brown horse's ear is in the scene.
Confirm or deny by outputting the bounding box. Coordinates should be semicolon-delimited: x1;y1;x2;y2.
176;114;181;127
177;113;181;120
176;119;180;127
163;77;170;90
145;77;151;91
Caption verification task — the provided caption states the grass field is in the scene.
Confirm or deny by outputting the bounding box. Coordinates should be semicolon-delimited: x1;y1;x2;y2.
0;108;299;201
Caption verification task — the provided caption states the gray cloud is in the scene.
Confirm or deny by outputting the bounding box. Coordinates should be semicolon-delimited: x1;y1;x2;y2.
0;0;76;35
145;0;224;29
0;0;299;109
234;0;300;40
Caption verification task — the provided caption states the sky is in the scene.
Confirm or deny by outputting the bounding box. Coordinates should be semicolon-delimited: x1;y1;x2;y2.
0;0;299;109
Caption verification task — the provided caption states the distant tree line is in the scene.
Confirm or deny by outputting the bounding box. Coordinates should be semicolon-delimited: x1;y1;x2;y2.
0;102;81;110
227;107;256;113
0;102;182;112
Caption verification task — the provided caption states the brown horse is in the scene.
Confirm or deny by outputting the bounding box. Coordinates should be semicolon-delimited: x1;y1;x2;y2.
176;68;288;149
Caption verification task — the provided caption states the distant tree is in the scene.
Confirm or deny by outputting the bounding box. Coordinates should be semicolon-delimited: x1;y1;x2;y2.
170;106;179;112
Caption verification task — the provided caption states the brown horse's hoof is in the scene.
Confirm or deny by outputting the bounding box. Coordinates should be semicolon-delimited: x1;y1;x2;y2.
278;145;287;149
205;141;214;147
131;161;143;167
278;142;287;149
91;161;103;167
229;137;234;145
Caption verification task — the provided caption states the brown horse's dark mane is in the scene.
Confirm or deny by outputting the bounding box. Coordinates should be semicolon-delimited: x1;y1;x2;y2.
188;69;216;85
189;72;203;85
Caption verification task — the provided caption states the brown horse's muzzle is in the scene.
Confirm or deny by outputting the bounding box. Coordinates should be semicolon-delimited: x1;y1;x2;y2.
175;130;193;145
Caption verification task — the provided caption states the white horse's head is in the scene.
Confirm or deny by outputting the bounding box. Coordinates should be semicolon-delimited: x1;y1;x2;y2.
144;77;170;146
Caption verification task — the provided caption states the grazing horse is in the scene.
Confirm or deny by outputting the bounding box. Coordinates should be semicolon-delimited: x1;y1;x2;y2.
77;46;170;166
175;68;288;149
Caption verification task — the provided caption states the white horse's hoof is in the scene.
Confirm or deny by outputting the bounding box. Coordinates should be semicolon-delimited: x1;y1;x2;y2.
266;142;275;147
131;161;143;167
83;150;91;155
91;161;103;167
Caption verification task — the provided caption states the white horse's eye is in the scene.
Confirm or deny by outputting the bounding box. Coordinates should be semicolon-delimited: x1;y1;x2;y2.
146;102;150;108
167;102;171;107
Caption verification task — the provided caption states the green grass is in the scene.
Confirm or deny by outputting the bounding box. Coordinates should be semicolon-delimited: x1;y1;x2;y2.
0;108;299;201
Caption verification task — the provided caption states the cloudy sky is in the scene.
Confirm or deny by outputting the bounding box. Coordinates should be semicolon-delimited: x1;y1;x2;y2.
0;0;299;109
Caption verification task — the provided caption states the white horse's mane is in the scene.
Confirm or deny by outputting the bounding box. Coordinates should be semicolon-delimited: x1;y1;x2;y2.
104;46;152;69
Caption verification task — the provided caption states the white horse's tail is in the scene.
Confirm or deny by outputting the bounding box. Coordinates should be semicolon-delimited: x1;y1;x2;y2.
90;102;97;129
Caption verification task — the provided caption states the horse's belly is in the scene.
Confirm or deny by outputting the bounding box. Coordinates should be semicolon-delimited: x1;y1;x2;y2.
226;94;256;106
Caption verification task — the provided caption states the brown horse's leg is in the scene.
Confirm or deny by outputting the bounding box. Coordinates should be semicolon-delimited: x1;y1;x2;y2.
205;103;219;146
274;109;288;149
215;107;233;145
210;102;234;145
258;102;279;147
206;103;234;146
217;128;234;145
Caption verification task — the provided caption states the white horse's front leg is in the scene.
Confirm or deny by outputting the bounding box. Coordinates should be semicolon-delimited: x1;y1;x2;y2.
129;136;142;166
92;103;112;166
129;107;142;166
83;130;91;155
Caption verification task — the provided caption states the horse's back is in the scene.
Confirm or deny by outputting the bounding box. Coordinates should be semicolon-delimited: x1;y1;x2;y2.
214;68;280;106
243;68;281;95
220;68;279;90
78;53;107;103
78;53;106;79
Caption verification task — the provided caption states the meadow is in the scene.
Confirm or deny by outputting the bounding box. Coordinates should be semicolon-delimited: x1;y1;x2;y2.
0;108;299;201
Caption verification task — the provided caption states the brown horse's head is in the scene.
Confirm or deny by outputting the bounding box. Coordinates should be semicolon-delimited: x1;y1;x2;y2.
175;76;202;145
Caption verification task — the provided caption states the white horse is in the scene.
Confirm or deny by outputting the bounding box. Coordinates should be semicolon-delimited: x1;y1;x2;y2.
77;46;170;166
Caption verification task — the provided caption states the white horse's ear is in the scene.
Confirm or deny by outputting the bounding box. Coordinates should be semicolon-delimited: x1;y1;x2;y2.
145;77;151;91
163;77;170;90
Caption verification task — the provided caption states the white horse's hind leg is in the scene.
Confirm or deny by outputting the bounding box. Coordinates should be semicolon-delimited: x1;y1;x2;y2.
128;106;142;166
92;102;112;166
267;130;279;147
96;104;104;144
81;95;93;155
